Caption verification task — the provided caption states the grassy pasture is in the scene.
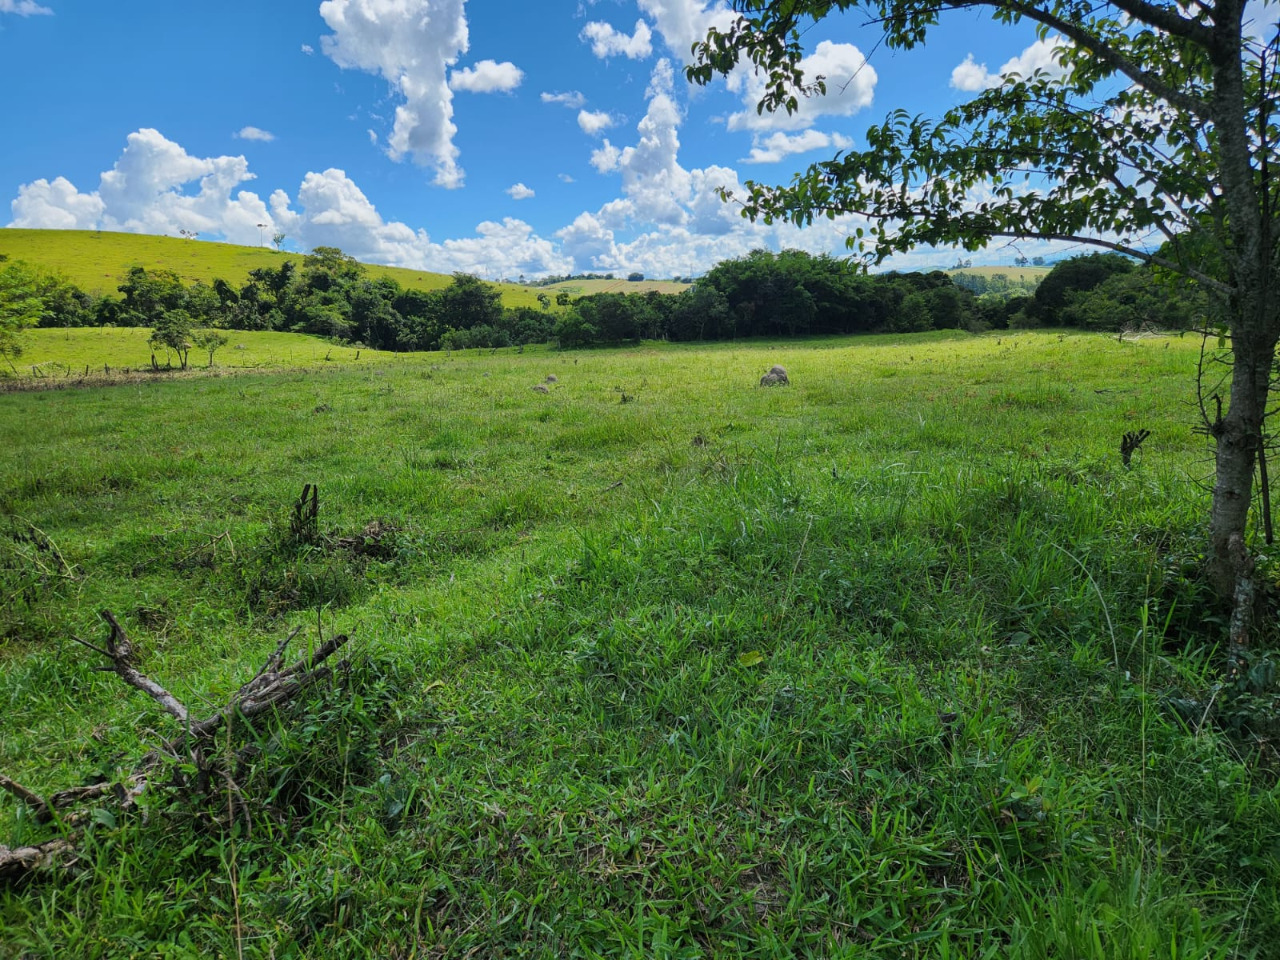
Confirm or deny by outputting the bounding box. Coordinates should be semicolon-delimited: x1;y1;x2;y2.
0;229;546;309
1;330;1277;958
946;265;1052;282
9;327;395;378
540;278;693;296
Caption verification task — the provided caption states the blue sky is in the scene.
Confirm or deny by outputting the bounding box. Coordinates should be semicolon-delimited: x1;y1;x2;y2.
2;1;1274;278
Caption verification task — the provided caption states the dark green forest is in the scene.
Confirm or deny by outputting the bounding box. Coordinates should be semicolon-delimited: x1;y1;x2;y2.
13;245;1206;356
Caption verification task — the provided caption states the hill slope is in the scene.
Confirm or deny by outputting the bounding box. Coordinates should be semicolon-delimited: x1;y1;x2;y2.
539;278;692;296
0;229;544;308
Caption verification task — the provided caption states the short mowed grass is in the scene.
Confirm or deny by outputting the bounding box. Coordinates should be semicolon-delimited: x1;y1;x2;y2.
1;330;1277;958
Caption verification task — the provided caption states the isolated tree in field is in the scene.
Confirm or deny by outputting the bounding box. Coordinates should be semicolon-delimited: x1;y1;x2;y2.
691;0;1280;601
149;310;194;370
192;329;229;368
0;260;42;371
273;232;286;251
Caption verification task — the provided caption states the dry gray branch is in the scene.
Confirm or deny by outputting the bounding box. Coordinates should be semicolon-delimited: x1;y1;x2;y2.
1;612;350;881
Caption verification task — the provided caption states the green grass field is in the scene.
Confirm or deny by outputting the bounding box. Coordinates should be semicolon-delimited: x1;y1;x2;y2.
9;327;398;379
1;329;1276;958
946;265;1053;282
0;229;546;309
540;278;693;296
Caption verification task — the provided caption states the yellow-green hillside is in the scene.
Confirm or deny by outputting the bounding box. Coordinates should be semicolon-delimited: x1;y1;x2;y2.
539;277;692;296
946;264;1052;282
0;229;544;308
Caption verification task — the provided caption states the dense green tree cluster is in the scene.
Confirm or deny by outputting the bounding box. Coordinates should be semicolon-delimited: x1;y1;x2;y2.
555;249;990;345
25;247;558;353
7;244;1209;360
552;249;1208;347
0;257;45;368
1013;253;1206;331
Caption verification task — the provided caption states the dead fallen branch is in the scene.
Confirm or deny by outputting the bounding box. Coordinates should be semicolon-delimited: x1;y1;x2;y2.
0;840;76;881
0;610;350;881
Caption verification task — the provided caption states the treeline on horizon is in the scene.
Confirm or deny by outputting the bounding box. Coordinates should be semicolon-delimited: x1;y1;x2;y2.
9;244;1206;355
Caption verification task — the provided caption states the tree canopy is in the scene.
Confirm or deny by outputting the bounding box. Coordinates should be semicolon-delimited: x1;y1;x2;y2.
0;259;43;368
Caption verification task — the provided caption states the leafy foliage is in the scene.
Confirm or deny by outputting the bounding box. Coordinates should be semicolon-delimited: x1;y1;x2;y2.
148;309;193;370
0;260;43;367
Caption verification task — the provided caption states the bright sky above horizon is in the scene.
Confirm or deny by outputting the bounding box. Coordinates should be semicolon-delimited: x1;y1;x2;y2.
2;1;1277;279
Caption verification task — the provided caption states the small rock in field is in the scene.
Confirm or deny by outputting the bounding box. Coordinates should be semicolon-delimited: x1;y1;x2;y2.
760;364;789;387
532;384;550;393
545;374;558;383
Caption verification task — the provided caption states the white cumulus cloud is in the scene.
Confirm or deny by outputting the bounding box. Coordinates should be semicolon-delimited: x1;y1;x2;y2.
7;129;572;279
727;40;876;134
450;59;523;93
10;129;272;246
581;18;653;59
506;182;535;200
541;90;586;108
235;126;276;142
10;177;104;229
635;0;739;65
743;129;853;164
578;110;617;136
590;140;622;173
319;0;469;188
951;37;1068;91
0;0;52;14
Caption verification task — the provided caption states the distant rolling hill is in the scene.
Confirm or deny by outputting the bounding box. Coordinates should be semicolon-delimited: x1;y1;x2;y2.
0;229;546;309
538;278;692;296
946;265;1052;283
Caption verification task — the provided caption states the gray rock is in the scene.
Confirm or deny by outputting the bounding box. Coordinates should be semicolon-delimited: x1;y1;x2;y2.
760;364;789;386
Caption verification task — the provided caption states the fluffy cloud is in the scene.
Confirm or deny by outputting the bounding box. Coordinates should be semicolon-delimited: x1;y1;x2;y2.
743;129;853;164
272;169;571;275
506;182;535;200
10;177;103;229
541;90;586;108
0;0;52;14
951;37;1067;91
450;59;523;93
589;60;692;226
235;126;276;142
10;129;272;246
319;0;468;188
578;110;617;136
7;129;571;278
590;140;622;173
727;41;876;134
635;0;738;65
580;19;653;59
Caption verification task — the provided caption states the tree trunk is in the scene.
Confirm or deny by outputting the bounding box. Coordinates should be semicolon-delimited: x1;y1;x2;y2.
1208;327;1277;597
